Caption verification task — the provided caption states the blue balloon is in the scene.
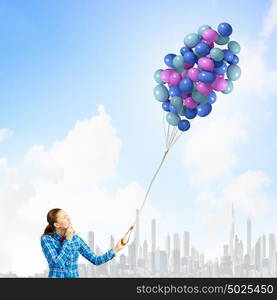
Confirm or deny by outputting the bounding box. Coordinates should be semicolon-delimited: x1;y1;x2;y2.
162;100;171;112
180;46;192;55
178;119;190;131
184;108;197;119
197;103;212;117
169;104;178;114
214;60;224;68
169;86;182;97
198;71;216;83
223;49;234;63
179;78;193;93
218;22;233;37
194;42;211;56
208;92;217;104
183;51;197;64
164;54;176;68
230;54;239;64
214;62;227;74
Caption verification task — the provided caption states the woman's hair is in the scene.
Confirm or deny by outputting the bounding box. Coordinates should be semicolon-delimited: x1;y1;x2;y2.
42;208;62;237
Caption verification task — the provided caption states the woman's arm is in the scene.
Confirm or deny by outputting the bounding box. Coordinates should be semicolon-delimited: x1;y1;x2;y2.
41;235;72;268
78;236;116;266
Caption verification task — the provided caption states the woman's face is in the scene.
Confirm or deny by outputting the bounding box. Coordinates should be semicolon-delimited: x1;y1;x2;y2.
54;210;72;230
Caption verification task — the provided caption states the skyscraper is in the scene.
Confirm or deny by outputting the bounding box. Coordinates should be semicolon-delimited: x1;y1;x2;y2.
262;233;266;259
166;233;171;258
151;219;156;275
183;231;190;257
88;231;94;252
269;233;276;262
247;218;251;259
173;233;181;274
255;237;262;270
229;203;235;260
110;235;115;250
135;209;140;268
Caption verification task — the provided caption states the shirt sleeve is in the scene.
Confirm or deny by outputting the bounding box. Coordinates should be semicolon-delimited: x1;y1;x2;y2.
40;235;72;268
78;236;116;265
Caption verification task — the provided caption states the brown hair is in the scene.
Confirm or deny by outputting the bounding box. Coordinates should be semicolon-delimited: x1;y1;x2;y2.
42;208;62;237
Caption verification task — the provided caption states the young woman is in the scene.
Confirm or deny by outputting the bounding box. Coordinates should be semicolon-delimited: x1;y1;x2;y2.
41;208;128;278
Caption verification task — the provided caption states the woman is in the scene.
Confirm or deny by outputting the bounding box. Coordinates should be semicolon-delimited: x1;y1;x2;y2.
41;208;128;278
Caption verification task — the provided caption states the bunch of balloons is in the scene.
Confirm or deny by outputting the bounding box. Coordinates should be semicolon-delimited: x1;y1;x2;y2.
153;22;241;132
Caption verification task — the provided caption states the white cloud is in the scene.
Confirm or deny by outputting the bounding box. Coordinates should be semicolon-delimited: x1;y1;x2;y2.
0;128;13;143
261;0;277;39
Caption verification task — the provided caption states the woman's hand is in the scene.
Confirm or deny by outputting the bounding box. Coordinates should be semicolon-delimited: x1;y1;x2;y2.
65;225;75;241
113;237;128;254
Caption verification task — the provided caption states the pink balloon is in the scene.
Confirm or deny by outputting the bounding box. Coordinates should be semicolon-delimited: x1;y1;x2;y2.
211;78;228;91
201;39;214;48
181;93;191;99
181;69;188;79
184;63;194;69
184;97;198;109
169;71;181;86
188;68;199;82
196;82;213;95
198;57;214;72
160;69;174;83
202;29;219;42
216;74;224;79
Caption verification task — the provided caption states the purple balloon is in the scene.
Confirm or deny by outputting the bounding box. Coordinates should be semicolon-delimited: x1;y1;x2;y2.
181;69;188;79
202;29;219;42
196;82;213;95
169;71;182;86
211;78;228;91
160;69;174;83
198;57;214;72
184;96;198;109
201;39;214;48
181;93;191;99
188;68;200;82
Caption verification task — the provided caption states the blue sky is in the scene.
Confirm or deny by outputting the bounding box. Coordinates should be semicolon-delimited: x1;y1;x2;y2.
0;0;277;275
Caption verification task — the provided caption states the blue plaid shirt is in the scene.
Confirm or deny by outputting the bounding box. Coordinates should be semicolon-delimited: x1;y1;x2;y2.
41;232;116;278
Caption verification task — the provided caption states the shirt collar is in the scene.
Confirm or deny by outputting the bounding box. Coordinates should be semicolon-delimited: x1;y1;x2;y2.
53;231;64;241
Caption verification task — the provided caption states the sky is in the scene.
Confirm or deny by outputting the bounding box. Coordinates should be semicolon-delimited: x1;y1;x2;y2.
0;0;277;276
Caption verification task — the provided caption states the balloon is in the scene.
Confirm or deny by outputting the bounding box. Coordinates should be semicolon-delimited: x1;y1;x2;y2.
178;105;186;116
198;24;211;36
162;100;171;112
181;69;188;78
154;84;169;102
183;51;197;64
196;82;213;95
184;63;194;69
154;69;165;84
217;22;233;37
166;112;180;126
160;69;174;83
228;41;241;54
192;91;208;104
214;60;224;68
164;54;176;68
180;46;192;55
201;39;214;48
198;57;214;72
194;42;211;56
208;91;217;104
184;33;201;47
230;54;239;64
223;49;234;63
214;62;227;74
198;71;216;83
170;96;183;110
179;78;193;93
169;86;182;97
169;104;178;114
184;96;198;109
173;55;185;69
184;108;197;119
227;65;241;81
222;79;233;94
211;78;228;91
202;29;218;42
215;35;230;45
169;71;182;86
197;103;212;117
188;68;200;82
178;119;190;131
210;48;224;61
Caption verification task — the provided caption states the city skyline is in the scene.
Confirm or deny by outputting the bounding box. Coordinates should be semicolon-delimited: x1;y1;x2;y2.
1;202;276;278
